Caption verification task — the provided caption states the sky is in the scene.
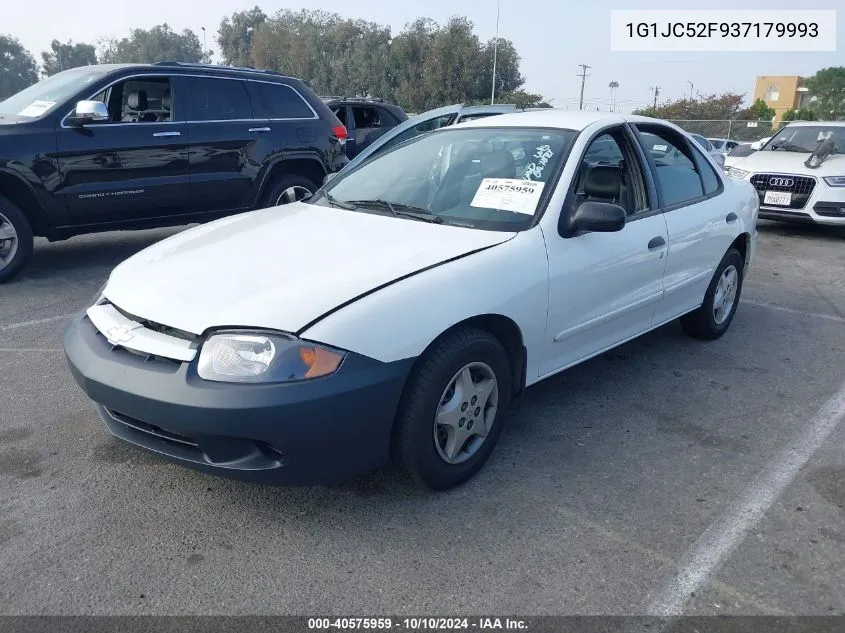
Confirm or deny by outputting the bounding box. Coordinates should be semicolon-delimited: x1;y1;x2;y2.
4;0;843;113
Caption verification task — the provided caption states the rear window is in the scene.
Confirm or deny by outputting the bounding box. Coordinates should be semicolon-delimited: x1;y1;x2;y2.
249;82;315;119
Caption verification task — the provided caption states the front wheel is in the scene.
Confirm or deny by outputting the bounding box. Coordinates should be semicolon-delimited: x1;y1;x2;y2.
680;247;744;340
0;198;34;284
393;327;512;490
261;174;319;208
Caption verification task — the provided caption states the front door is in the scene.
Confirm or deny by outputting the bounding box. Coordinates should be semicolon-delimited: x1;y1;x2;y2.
540;125;669;378
55;74;190;225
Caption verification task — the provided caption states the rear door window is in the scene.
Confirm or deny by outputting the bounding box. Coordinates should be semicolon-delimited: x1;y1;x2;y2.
247;82;314;119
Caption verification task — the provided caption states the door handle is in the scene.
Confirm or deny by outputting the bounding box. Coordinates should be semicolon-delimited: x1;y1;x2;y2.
153;131;180;137
249;127;271;133
647;236;666;250
726;212;738;223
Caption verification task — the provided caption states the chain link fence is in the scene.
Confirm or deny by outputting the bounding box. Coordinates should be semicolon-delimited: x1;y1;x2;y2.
667;120;781;144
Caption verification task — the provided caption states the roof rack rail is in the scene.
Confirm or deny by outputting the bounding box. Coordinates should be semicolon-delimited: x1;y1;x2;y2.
151;61;290;77
320;95;386;103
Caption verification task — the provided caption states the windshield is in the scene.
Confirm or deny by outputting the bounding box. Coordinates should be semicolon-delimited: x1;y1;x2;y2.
728;144;755;158
709;139;725;150
764;125;845;153
0;67;107;119
313;127;576;231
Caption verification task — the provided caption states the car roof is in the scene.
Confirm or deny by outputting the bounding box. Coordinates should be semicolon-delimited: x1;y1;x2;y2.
96;61;300;82
453;109;662;131
780;120;845;127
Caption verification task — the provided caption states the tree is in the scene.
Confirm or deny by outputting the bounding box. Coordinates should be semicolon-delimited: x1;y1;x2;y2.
217;6;266;67
782;108;818;121
469;89;550;108
41;40;97;76
738;98;775;121
99;24;206;64
633;92;746;120
0;35;39;99
481;38;524;99
804;67;845;119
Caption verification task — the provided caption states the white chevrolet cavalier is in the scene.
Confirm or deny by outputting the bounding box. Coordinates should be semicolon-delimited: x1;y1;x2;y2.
64;111;759;490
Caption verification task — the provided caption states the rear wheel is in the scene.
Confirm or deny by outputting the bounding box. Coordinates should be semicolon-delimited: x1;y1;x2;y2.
0;198;34;284
261;174;319;208
680;247;744;340
393;327;512;490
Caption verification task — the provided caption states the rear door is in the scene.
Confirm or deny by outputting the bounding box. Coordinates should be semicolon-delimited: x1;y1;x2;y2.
245;79;323;191
56;74;191;224
633;123;736;326
183;75;264;212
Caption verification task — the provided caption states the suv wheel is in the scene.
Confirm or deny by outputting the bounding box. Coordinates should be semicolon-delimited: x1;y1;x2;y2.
0;197;34;284
262;175;319;208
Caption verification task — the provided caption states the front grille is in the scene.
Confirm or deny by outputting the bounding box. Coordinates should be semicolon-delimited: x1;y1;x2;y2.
750;173;817;210
107;301;198;343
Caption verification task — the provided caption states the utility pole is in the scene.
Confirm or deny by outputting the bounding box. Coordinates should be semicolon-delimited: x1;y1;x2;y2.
651;85;660;109
490;0;500;104
201;26;207;61
577;64;591;110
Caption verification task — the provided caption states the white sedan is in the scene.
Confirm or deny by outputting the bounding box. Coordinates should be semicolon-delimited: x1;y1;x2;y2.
63;111;759;491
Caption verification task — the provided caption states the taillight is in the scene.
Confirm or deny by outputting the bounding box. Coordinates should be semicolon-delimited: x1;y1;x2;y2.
332;125;348;143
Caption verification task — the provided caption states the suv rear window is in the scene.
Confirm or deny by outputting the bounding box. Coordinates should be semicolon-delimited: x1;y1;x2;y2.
249;82;315;120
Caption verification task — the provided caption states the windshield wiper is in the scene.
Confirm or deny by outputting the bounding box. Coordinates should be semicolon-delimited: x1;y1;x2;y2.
770;142;808;152
323;191;358;210
345;199;444;224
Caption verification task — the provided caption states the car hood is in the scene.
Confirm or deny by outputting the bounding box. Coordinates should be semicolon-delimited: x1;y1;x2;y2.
103;203;515;336
732;150;845;176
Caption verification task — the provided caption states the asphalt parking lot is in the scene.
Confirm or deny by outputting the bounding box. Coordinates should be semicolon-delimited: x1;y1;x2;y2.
1;221;844;616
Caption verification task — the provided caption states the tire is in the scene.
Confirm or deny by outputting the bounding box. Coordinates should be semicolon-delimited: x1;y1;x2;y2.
394;327;512;491
261;174;320;208
0;197;34;284
680;247;744;340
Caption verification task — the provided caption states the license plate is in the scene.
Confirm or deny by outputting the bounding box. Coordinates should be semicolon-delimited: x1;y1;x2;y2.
764;191;792;206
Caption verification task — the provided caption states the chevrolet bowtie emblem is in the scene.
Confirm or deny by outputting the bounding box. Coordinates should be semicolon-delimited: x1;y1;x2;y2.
106;325;135;344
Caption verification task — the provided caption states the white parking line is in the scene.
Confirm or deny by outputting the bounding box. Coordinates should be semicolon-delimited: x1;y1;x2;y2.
0;313;75;332
645;378;845;616
740;299;845;323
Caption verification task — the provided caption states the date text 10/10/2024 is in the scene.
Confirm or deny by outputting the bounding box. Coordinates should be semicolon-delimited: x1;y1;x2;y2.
307;618;529;630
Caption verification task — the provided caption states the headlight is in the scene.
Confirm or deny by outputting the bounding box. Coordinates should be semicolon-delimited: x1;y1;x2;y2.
822;176;845;187
197;331;346;383
728;168;749;179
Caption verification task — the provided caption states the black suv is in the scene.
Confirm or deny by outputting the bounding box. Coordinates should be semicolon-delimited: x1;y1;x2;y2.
0;62;349;282
322;97;408;159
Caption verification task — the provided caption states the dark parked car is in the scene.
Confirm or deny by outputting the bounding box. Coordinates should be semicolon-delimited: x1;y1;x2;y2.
330;103;528;175
0;62;349;282
322;97;408;158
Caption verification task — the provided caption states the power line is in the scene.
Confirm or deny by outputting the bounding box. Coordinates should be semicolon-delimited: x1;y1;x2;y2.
577;64;591;110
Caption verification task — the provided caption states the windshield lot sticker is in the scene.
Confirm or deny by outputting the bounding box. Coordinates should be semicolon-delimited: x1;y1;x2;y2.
470;178;546;214
523;144;554;180
17;100;56;117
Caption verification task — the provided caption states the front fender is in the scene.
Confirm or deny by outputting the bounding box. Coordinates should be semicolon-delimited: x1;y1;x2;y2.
300;229;550;382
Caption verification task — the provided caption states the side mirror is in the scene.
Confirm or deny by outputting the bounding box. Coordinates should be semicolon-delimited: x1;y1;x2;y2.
68;100;109;125
565;201;626;236
323;172;338;185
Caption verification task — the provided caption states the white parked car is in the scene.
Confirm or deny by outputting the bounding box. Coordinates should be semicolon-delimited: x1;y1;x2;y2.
724;142;756;170
63;111;759;491
727;121;845;226
708;137;740;156
689;133;726;169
